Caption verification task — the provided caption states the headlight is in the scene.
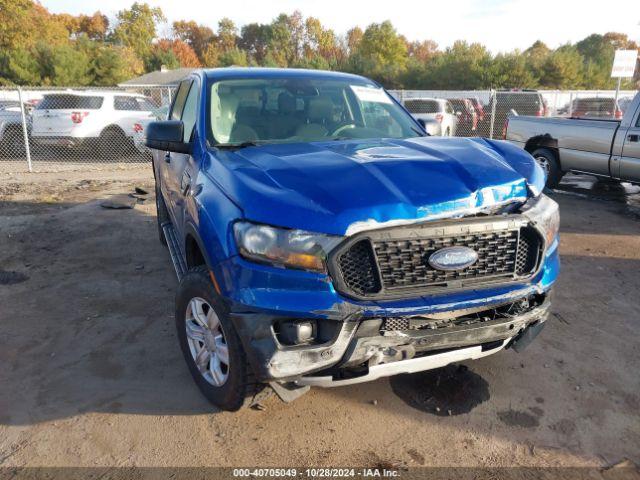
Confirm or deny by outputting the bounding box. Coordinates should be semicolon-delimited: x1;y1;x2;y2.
233;221;343;273
520;194;560;246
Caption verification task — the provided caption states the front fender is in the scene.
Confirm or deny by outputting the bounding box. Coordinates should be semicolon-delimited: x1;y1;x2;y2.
189;171;243;274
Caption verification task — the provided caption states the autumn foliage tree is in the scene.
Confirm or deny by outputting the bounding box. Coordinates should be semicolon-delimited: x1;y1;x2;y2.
0;1;638;89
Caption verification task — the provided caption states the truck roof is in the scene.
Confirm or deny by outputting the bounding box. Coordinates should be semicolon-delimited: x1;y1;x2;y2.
200;67;375;84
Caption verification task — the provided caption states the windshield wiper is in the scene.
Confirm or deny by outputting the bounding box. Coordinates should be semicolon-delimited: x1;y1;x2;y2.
411;126;429;137
213;141;263;150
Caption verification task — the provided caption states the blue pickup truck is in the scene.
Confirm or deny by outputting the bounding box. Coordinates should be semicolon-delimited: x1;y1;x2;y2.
146;68;560;411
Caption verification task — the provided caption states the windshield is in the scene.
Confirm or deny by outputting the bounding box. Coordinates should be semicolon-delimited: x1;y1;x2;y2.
207;77;421;146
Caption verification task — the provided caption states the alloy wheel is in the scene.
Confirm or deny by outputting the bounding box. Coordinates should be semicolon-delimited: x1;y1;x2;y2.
185;297;230;386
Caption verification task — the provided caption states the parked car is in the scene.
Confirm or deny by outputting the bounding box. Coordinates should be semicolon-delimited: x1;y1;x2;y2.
133;105;169;154
31;91;158;157
505;91;640;187
449;98;478;135
467;97;485;123
145;68;559;411
481;90;546;137
0;101;29;156
402;98;457;136
570;97;623;119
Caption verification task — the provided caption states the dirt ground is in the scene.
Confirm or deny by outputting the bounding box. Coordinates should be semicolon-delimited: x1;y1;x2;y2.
1;167;639;471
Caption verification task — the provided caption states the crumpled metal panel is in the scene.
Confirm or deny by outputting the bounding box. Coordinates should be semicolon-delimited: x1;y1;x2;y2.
208;136;544;236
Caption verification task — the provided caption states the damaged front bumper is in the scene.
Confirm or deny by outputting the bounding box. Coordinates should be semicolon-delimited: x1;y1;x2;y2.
230;293;551;386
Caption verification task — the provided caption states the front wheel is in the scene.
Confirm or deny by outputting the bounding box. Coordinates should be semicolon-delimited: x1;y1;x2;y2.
532;148;563;189
175;266;263;411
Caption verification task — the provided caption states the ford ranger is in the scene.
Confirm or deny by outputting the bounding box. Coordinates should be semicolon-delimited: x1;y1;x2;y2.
505;92;640;188
146;68;560;411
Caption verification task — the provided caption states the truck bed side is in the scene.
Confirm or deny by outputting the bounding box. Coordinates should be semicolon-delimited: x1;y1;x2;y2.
506;116;619;177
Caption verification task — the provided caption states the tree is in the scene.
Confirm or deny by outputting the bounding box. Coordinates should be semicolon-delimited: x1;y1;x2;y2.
407;40;438;63
201;43;221;67
350;21;407;87
421;41;492;89
524;40;551;83
217;18;238;52
218;47;248;67
91;45;143;85
173;20;213;61
345;27;363;55
540;46;584;88
78;12;109;41
152;39;201;67
0;47;41;85
38;43;92;86
303;17;340;67
239;23;271;64
112;2;165;63
490;52;537;88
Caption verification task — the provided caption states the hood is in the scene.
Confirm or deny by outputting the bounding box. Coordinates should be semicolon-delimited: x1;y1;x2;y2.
211;136;544;236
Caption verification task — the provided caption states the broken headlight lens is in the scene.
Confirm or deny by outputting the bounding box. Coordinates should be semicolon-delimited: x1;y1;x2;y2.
233;221;343;273
521;194;560;246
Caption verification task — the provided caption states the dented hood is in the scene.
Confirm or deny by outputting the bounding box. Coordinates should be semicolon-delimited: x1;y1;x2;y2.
212;136;545;236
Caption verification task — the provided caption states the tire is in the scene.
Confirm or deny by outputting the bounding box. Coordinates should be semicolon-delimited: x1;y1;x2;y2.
531;148;563;189
1;126;26;157
155;179;169;247
175;266;263;411
98;127;127;159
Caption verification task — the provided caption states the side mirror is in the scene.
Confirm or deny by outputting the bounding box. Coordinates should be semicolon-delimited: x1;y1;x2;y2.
145;120;191;154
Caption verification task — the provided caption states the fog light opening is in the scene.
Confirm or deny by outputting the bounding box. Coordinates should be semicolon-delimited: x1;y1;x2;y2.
275;320;316;346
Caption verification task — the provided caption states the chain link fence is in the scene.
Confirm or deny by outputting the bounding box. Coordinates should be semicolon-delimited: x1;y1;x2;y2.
390;89;639;138
0;86;174;173
1;86;638;174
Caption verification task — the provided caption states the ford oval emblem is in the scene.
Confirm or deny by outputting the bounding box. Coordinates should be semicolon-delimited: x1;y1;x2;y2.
428;246;478;271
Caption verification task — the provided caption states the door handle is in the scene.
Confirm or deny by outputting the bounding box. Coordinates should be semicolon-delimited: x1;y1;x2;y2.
628;134;639;143
164;152;171;163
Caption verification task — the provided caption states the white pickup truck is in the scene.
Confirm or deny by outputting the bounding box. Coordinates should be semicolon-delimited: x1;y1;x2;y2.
505;92;640;187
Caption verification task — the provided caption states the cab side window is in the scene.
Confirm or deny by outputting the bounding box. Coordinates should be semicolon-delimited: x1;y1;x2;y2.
181;83;199;143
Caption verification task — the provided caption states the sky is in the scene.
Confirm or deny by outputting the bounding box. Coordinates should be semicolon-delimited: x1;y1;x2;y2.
41;0;640;53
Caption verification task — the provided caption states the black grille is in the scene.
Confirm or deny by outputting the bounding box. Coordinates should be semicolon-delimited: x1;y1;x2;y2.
337;239;381;295
515;227;540;275
375;230;519;290
335;225;542;298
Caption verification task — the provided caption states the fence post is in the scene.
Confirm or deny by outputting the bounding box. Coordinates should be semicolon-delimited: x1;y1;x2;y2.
568;92;574;117
17;86;32;172
489;89;497;139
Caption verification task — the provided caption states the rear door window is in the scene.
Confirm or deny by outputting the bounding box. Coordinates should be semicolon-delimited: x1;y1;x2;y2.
404;100;440;114
114;96;140;111
135;97;156;111
37;95;103;110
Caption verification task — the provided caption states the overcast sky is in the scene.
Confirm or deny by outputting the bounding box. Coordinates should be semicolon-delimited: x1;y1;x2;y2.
42;0;640;53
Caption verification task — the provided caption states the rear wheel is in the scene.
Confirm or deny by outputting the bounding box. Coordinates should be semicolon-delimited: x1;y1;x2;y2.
445;127;451;137
1;126;26;157
175;266;263;411
532;147;563;188
98;127;128;159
